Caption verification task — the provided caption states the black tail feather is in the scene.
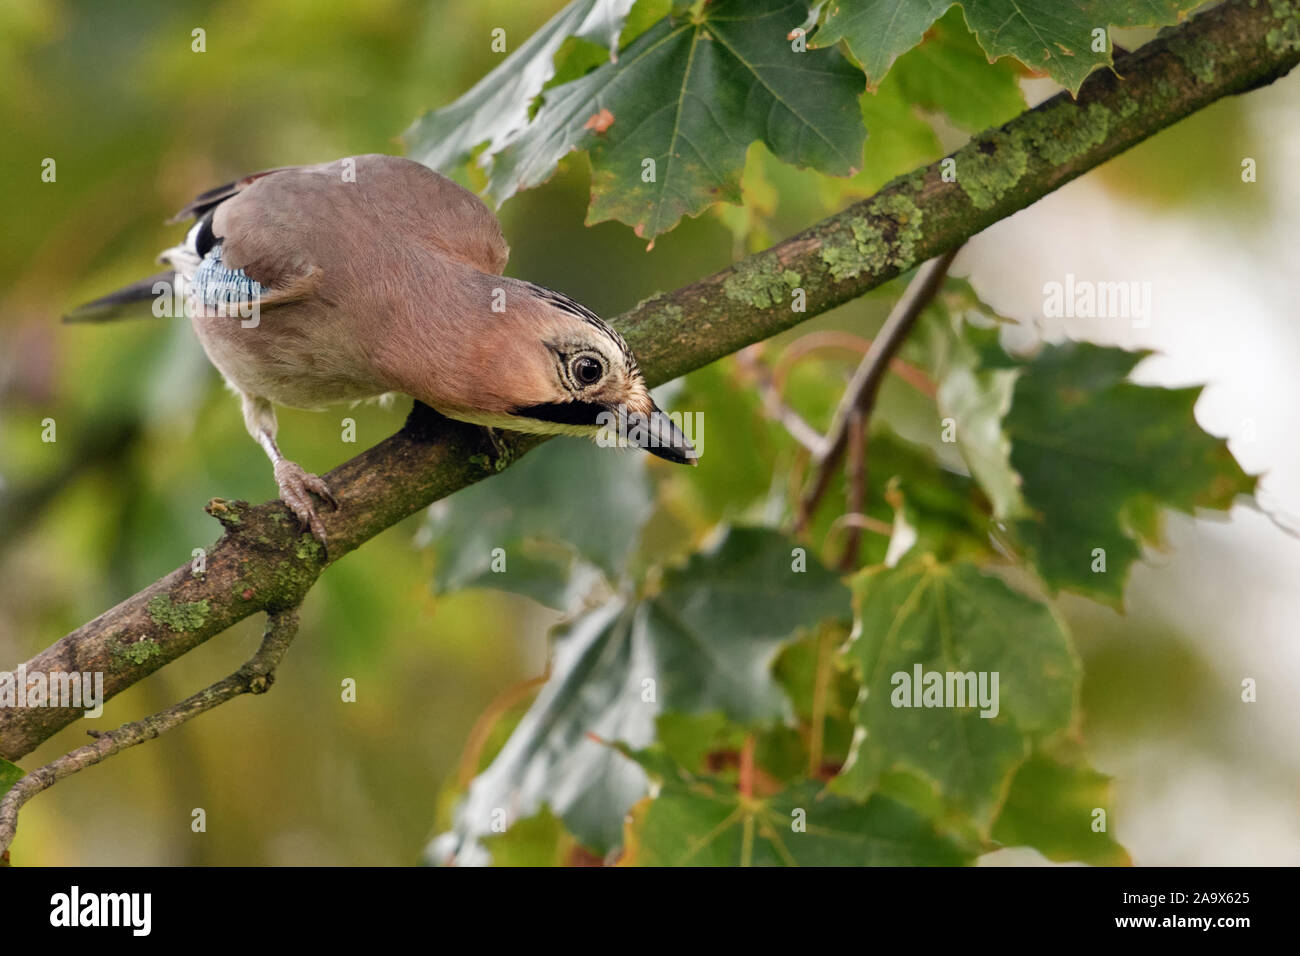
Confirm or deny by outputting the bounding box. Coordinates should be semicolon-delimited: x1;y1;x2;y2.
63;271;178;324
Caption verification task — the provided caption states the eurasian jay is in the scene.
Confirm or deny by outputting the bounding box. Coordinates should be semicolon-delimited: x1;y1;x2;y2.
68;154;697;546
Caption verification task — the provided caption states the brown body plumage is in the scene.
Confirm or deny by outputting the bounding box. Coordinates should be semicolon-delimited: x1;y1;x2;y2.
70;154;695;546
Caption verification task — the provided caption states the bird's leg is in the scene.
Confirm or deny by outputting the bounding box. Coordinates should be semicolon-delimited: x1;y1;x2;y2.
262;435;338;546
241;393;336;549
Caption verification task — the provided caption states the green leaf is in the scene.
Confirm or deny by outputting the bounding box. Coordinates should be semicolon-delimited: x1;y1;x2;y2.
654;711;813;787
654;710;743;773
773;628;859;767
433;599;646;864
879;444;999;564
489;0;867;238
670;361;785;526
809;66;945;207
481;805;572;866
404;0;638;175
834;558;1079;833
652;527;852;721
958;1;1206;94
422;437;651;610
854;70;945;187
923;309;1029;522
1004;341;1255;605
548;36;618;91
813;0;953;87
671;354;993;563
815;0;1208;94
887;8;1027;132
621;749;974;865
432;527;851;861
801;425;998;567
938;362;1023;519
992;749;1131;865
0;756;21;798
924;298;1255;605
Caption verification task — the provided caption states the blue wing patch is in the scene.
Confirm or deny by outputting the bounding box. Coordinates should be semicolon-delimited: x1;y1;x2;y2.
190;241;264;311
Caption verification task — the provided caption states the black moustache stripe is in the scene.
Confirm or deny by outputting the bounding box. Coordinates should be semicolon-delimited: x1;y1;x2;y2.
514;401;609;426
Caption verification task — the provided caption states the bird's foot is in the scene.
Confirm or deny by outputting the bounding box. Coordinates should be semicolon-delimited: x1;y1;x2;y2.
273;459;337;553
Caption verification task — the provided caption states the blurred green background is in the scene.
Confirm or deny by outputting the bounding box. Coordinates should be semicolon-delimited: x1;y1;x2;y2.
2;0;1298;864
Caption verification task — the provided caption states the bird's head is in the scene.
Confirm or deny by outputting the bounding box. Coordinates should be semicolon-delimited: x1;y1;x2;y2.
487;284;697;465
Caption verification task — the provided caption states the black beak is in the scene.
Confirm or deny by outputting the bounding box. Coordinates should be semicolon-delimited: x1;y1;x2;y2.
624;404;698;466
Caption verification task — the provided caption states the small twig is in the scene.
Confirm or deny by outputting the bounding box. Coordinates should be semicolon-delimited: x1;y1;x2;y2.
823;513;895;570
794;247;962;533
735;346;825;453
0;608;301;855
771;331;936;400
839;408;868;570
739;332;936;458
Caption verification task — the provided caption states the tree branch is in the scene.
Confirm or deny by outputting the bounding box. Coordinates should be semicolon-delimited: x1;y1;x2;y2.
0;609;300;854
2;0;1296;764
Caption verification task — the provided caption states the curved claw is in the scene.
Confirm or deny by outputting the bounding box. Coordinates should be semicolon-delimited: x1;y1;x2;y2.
300;470;338;511
273;460;336;556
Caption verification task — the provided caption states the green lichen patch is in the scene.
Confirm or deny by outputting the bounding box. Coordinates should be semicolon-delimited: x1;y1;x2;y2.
956;129;1030;210
271;556;320;597
1267;0;1300;53
1166;27;1219;83
228;550;321;611
1020;101;1112;167
654;303;684;324
147;594;210;632
870;193;924;269
205;497;244;526
294;536;324;563
723;258;801;309
958;100;1113;210
1155;76;1179;102
819;194;923;281
820;218;873;280
112;637;163;668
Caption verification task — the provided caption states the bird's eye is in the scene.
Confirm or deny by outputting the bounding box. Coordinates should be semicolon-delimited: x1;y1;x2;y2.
571;355;604;386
